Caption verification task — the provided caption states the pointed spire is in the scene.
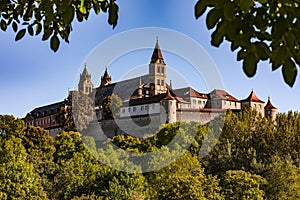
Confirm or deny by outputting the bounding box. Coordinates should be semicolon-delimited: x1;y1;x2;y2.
242;89;264;103
169;80;173;90
265;97;277;109
151;37;165;64
100;66;112;87
82;63;89;75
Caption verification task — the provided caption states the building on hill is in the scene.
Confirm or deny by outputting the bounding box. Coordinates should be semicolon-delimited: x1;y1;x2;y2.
241;90;265;117
24;39;278;136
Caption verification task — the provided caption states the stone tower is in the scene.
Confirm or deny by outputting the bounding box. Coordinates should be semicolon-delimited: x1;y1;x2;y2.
149;38;167;96
100;67;112;87
78;64;93;95
161;90;177;123
241;90;265;117
265;97;277;121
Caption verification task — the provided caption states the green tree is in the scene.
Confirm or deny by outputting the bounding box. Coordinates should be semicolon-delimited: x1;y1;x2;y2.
0;0;119;52
0;137;48;199
147;151;222;200
101;93;122;120
195;0;300;87
264;156;300;200
220;170;266;199
56;91;94;132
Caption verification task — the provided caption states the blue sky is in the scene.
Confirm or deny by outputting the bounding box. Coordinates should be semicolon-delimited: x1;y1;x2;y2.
0;0;299;118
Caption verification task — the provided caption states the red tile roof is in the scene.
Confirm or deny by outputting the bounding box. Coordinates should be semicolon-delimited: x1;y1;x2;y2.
265;97;277;109
209;89;240;102
173;87;207;101
241;90;264;103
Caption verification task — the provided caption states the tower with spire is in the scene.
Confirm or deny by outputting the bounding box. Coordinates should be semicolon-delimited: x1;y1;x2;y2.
241;90;265;117
100;67;112;87
265;97;277;120
78;64;93;95
148;37;167;95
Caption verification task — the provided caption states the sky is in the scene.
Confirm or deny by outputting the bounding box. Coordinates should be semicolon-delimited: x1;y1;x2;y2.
0;0;299;118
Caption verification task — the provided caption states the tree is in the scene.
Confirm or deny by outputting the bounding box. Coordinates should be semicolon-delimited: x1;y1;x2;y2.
0;0;119;52
220;170;266;199
0;137;48;199
195;0;300;87
56;91;94;132
101;93;122;120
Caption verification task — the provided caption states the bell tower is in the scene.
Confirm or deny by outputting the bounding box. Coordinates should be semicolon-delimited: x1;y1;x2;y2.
149;37;167;95
78;64;93;95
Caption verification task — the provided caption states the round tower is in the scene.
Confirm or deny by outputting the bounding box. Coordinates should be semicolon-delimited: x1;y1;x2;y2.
161;90;177;123
265;97;277;121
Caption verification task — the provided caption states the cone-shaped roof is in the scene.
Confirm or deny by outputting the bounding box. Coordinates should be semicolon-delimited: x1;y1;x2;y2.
150;38;165;64
163;89;176;100
241;90;264;103
265;97;277;109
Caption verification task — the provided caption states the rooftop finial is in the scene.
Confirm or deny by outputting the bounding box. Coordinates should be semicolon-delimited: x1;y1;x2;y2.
84;63;87;69
156;36;158;43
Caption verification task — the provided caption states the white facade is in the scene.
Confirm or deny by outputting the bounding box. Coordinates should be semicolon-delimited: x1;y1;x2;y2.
120;103;161;118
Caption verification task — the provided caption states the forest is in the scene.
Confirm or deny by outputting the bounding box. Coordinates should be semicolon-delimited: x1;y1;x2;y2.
0;109;299;199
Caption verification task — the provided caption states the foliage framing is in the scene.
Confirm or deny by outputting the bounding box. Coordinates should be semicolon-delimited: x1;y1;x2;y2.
195;0;300;87
0;0;119;52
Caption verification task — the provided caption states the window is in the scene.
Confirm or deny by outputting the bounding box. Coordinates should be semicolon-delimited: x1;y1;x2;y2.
157;79;160;85
141;106;144;111
128;108;131;112
161;66;164;74
133;107;136;112
157;66;160;73
145;105;149;110
122;108;125;113
193;100;196;104
152;104;155;109
203;101;205;105
198;100;201;104
47;117;51;124
161;80;164;86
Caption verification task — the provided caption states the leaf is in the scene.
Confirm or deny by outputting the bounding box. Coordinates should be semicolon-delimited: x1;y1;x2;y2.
64;6;74;25
108;1;119;28
258;0;268;4
195;0;207;19
12;21;18;32
42;28;53;41
35;23;42;35
282;57;297;87
15;29;26;41
243;52;258;77
28;25;34;36
0;20;7;31
206;8;221;29
224;2;235;21
255;42;269;60
211;30;223;47
50;35;60;52
237;49;249;61
240;0;253;11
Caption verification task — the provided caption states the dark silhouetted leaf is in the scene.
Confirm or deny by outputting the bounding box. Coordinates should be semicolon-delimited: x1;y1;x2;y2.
243;52;258;77
50;35;60;52
195;0;207;19
12;21;18;32
240;0;253;11
282;57;297;87
108;1;119;28
64;6;75;25
35;23;42;35
28;25;34;36
42;28;53;41
15;29;26;41
0;20;7;31
206;8;221;29
224;2;235;21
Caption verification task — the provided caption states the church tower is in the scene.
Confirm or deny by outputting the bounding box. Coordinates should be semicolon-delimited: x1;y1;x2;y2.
100;67;112;87
78;64;93;95
149;38;167;95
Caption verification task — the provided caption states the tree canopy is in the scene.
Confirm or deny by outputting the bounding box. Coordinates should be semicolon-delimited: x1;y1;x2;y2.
1;1;299;86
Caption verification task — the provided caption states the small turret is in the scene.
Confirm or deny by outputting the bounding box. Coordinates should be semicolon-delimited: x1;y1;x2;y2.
265;97;277;121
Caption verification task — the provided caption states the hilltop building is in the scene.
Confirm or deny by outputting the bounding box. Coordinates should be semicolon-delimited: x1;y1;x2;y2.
24;39;278;136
